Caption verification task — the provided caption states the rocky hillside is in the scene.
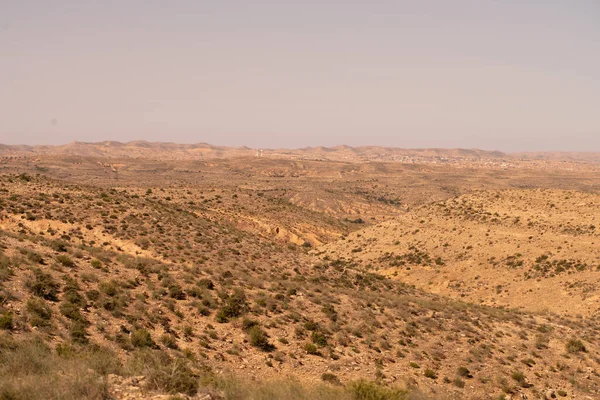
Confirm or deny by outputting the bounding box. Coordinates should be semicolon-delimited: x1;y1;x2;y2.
319;189;600;317
1;173;600;399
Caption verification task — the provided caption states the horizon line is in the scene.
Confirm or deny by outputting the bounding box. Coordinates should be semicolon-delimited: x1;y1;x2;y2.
2;140;600;155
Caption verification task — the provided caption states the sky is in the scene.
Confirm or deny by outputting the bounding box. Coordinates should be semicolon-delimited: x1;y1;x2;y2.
1;1;599;151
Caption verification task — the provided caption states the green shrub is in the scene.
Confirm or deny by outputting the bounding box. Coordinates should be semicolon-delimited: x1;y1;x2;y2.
321;304;338;322
168;284;186;300
457;367;472;378
62;277;85;307
26;269;60;301
70;321;89;344
311;331;328;347
0;312;13;330
304;321;319;331
131;329;156;348
56;255;75;268
26;298;52;327
99;280;119;297
303;342;319;355
187;286;203;298
49;240;68;252
424;369;437;379
86;290;100;301
565;338;586;353
198;306;211;316
59;302;86;323
183;326;194;338
160;334;178;350
248;326;274;352
348;380;409;400
511;370;530;387
215;289;247;323
242;318;259;331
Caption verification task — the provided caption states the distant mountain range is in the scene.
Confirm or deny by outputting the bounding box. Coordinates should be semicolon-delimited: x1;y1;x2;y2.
1;140;599;163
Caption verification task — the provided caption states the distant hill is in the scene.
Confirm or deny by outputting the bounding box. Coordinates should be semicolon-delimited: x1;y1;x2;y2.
513;151;600;163
0;141;254;160
1;141;600;169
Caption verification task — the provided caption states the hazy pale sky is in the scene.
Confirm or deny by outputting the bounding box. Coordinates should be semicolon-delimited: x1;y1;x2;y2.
1;1;599;151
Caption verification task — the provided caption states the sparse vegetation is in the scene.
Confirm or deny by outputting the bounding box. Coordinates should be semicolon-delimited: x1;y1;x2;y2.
26;269;60;301
0;154;599;399
565;338;586;354
131;329;156;348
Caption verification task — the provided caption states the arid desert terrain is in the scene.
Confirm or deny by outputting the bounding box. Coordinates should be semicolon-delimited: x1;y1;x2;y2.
1;142;600;400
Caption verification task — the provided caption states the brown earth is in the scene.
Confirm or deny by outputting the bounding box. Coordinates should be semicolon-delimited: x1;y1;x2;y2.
1;146;600;399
